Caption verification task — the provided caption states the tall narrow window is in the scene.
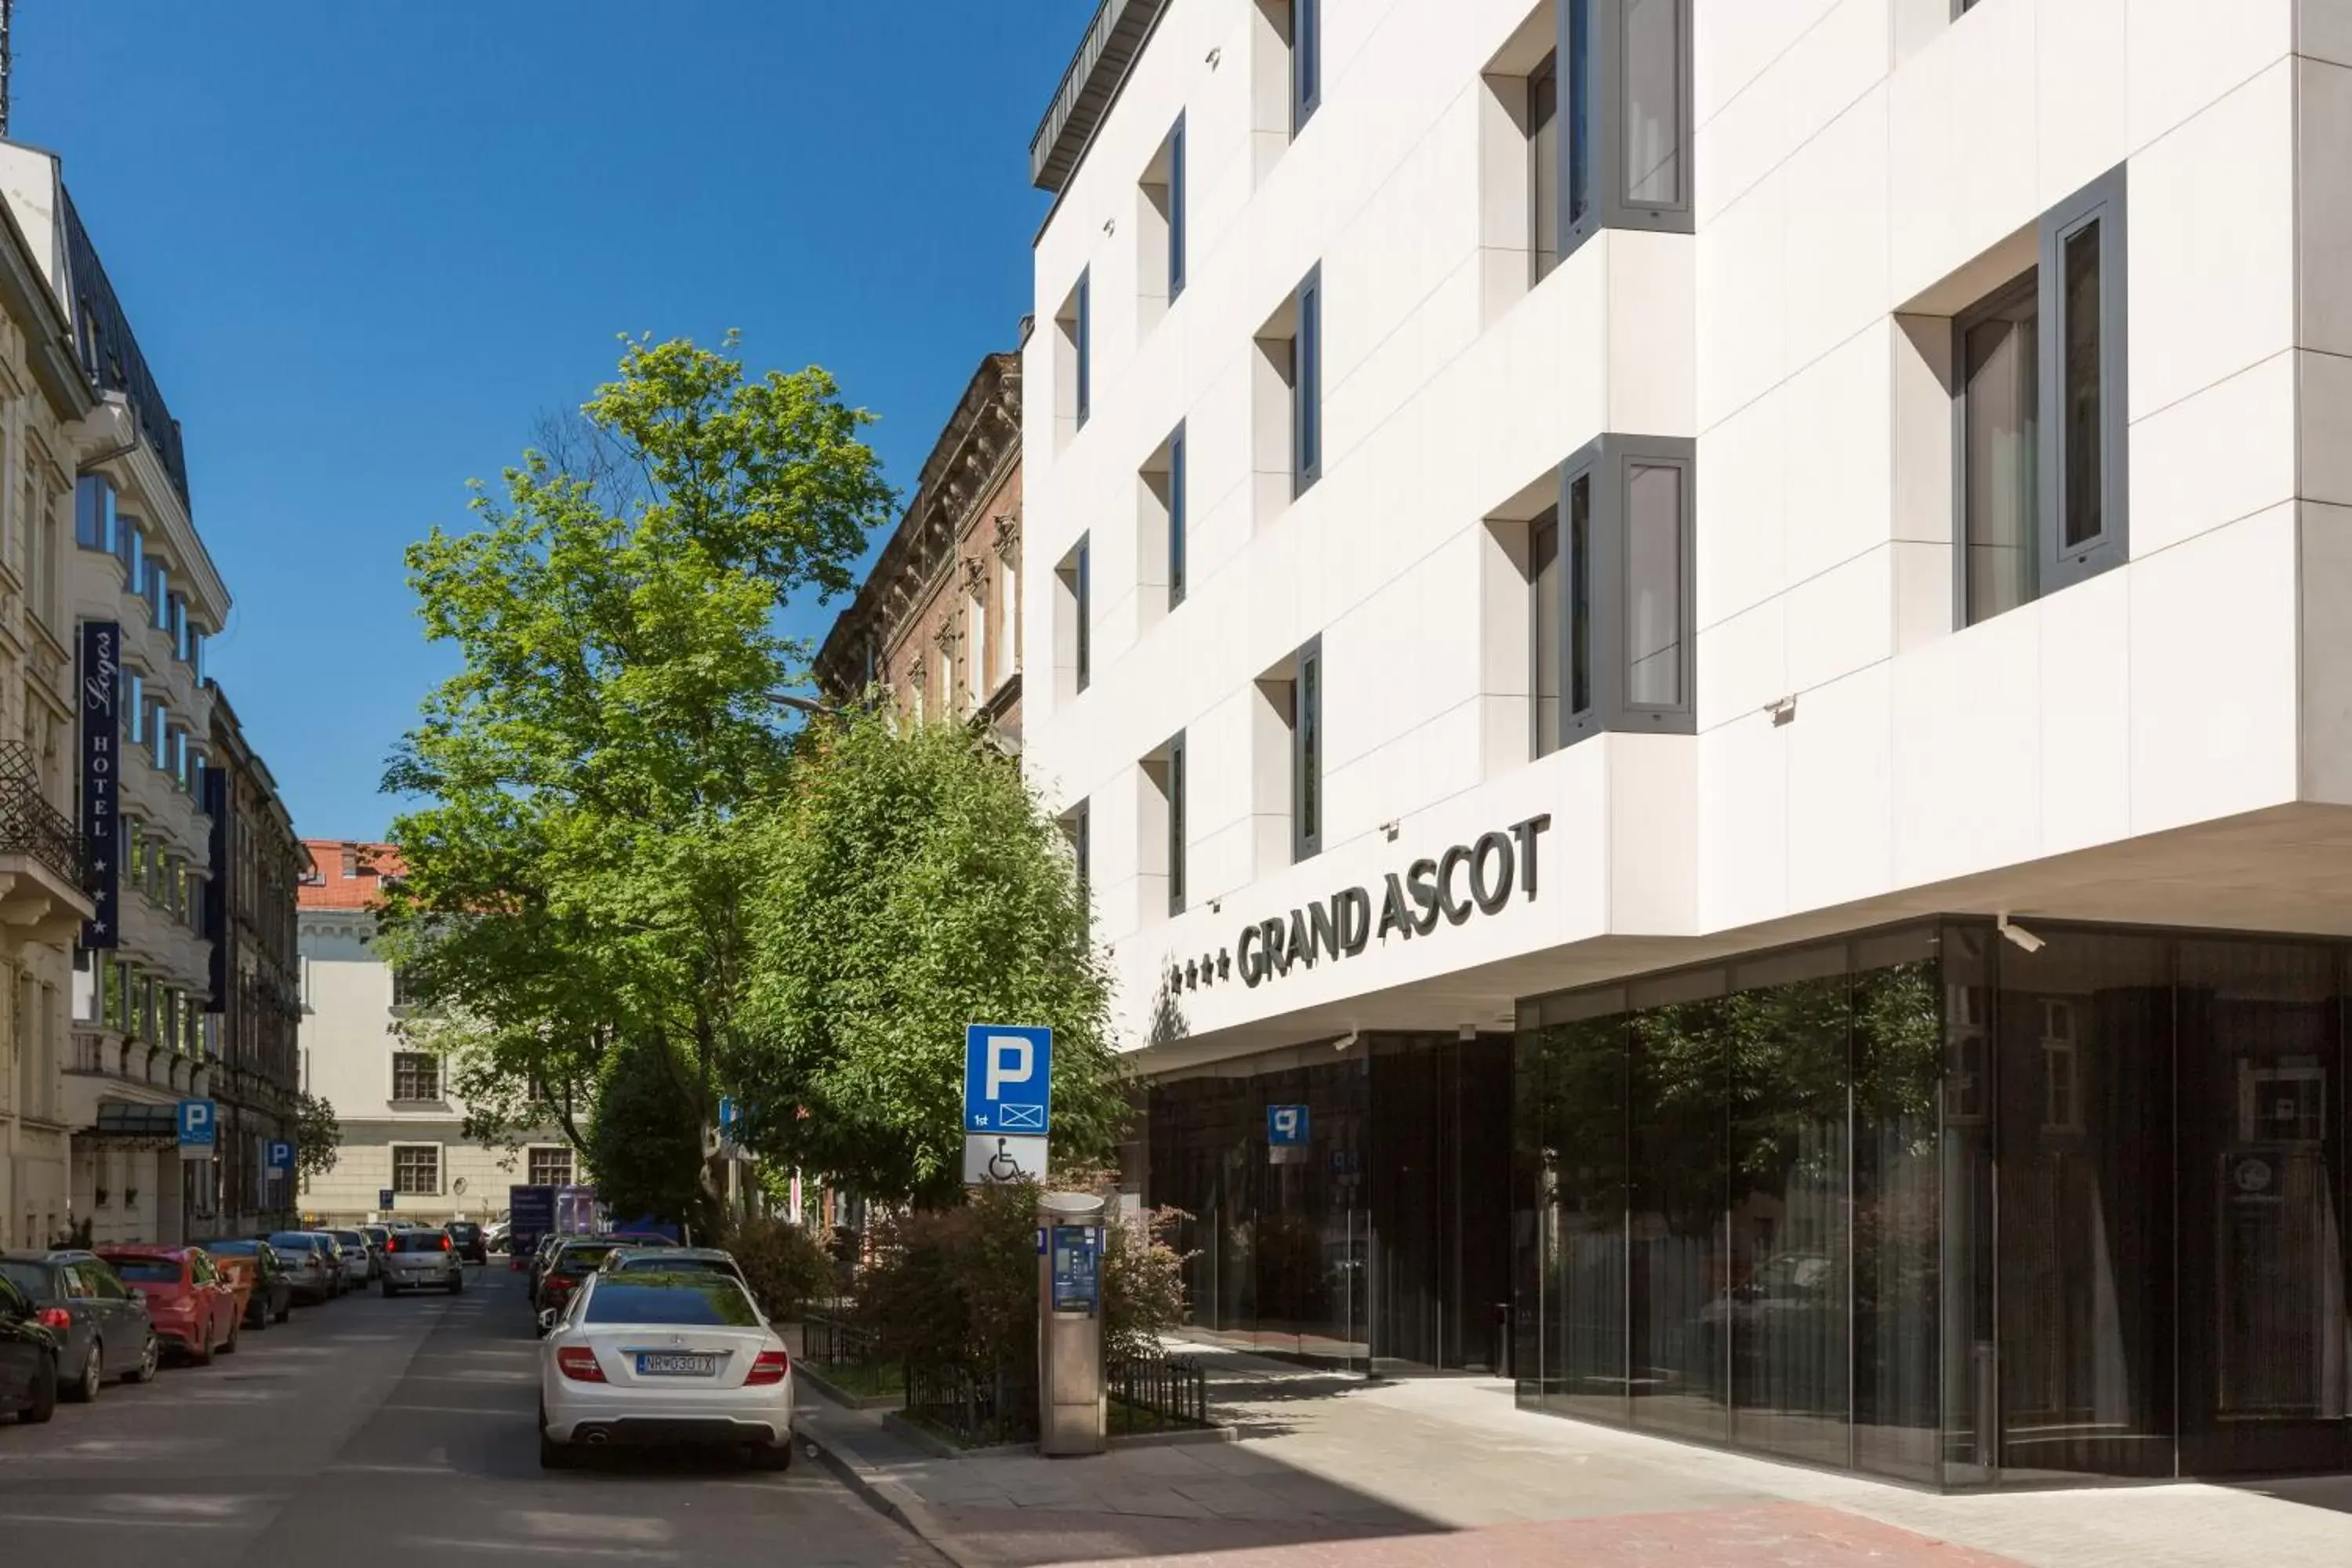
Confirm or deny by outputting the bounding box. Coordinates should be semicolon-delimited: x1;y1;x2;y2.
1168;425;1188;608
1167;730;1188;916
1167;116;1187;300
1530;52;1560;282
1294;636;1322;861
1076;535;1091;691
1559;0;1691;259
1958;274;2038;626
1075;270;1091;429
1293;267;1322;495
1555;434;1695;746
74;475;114;552
1530;506;1563;755
1293;0;1321;132
1068;800;1091;901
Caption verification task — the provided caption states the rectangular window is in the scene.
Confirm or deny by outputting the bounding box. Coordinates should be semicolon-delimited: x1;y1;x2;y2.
1554;434;1695;746
1167;115;1187;300
1559;0;1692;260
1167;423;1188;609
1293;0;1321;131
1957;274;2038;626
1954;165;2128;624
189;626;206;686
1293;266;1322;496
391;1145;441;1196
169;593;187;662
528;1147;575;1187
1067;799;1091;902
151;702;169;772
1530;506;1563;756
147;559;169;633
125;671;145;745
120;519;143;595
74;475;114;552
1530;51;1560;283
392;1052;440;1102
1167;730;1188;916
1076;535;1091;690
1075;270;1092;429
1293;636;1323;861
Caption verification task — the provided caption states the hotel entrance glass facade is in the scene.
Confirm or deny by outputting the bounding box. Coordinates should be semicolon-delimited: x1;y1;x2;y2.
1514;919;2352;1485
1146;1033;1513;1374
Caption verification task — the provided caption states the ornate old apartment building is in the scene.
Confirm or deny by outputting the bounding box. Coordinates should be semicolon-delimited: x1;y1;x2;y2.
815;350;1024;740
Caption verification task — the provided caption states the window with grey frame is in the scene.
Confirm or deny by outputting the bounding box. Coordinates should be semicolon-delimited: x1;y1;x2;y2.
1074;269;1092;429
1167;114;1187;299
1168;423;1188;607
1552;434;1696;746
1293;265;1322;496
1293;0;1321;132
1069;799;1091;902
1075;533;1092;691
1166;731;1188;916
1293;635;1323;861
1557;0;1693;263
1955;165;2128;627
1529;49;1560;283
1530;503;1563;755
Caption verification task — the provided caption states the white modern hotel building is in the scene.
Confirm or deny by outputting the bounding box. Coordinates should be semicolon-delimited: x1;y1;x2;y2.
1021;0;2352;1486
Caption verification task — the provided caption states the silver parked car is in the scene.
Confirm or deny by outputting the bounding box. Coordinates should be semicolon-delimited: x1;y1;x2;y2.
328;1229;374;1284
381;1228;463;1296
265;1232;340;1304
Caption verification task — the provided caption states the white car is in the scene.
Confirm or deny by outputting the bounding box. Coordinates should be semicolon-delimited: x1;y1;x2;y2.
536;1269;794;1470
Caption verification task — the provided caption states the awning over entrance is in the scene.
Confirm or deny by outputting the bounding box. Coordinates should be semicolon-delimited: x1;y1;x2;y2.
78;1102;179;1146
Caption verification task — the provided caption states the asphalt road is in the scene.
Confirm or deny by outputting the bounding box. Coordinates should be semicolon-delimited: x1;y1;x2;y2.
0;1257;938;1568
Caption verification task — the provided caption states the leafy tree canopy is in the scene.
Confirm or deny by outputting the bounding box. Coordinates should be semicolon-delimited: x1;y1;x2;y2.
742;711;1128;1207
379;334;895;1199
295;1091;342;1182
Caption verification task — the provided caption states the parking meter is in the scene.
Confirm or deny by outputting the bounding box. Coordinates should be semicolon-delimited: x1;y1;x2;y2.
1036;1190;1107;1456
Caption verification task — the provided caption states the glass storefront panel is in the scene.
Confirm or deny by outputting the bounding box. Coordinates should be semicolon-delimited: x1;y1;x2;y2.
1726;947;1852;1468
1941;925;1998;1483
1528;993;1630;1425
1994;930;2175;1480
2176;938;2348;1475
1628;970;1730;1445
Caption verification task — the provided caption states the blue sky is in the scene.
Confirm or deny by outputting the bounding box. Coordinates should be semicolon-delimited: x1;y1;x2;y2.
18;1;1091;840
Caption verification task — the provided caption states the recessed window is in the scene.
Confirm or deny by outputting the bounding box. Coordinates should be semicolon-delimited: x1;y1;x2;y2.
1530;50;1560;283
1142;732;1186;920
1293;0;1321;131
1064;799;1091;902
1558;0;1693;261
1530;504;1563;755
1253;268;1323;518
1954;165;2128;626
1293;636;1323;862
391;1051;440;1102
1055;271;1091;441
74;475;115;552
528;1146;574;1187
1140;423;1186;619
1054;534;1091;699
1167;731;1187;915
390;1145;440;1196
1140;115;1186;315
1549;434;1696;746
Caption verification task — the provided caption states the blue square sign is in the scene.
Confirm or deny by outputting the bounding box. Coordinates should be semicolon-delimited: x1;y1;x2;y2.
266;1139;294;1174
1269;1104;1310;1146
964;1025;1053;1134
176;1099;216;1152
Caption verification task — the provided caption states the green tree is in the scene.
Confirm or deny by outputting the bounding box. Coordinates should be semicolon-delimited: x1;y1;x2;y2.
295;1091;342;1182
742;710;1127;1207
379;334;895;1210
584;1030;710;1231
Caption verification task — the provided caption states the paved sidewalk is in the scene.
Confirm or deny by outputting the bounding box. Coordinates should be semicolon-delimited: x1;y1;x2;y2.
795;1341;2352;1568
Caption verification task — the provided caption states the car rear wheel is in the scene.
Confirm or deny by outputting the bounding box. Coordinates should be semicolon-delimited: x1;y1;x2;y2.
537;1414;575;1471
65;1344;100;1403
275;1293;292;1324
448;1275;464;1295
188;1322;215;1367
220;1316;240;1356
125;1332;159;1385
21;1352;56;1424
750;1441;793;1472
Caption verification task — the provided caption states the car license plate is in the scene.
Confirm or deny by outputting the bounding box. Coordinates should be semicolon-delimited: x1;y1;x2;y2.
636;1353;720;1377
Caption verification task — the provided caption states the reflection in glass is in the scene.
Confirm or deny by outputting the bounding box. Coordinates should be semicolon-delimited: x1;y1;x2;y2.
1529;52;1559;283
2062;222;2102;549
1539;1007;1628;1424
1629;983;1728;1443
1621;0;1683;207
1997;931;2173;1479
1567;474;1594;717
1565;0;1593;228
1962;279;2038;625
1853;935;1943;1482
1624;463;1682;707
1726;953;1851;1466
1530;507;1562;757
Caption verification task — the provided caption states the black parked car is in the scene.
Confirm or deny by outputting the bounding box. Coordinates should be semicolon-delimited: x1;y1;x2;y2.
0;1272;59;1425
0;1250;156;1403
191;1238;296;1328
445;1221;487;1265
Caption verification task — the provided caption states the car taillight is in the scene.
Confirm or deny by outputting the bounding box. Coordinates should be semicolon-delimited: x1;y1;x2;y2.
746;1349;790;1386
556;1347;605;1382
440;1235;451;1251
546;1275;575;1294
36;1307;69;1331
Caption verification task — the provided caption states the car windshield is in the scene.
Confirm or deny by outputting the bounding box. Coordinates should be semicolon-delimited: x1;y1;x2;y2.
581;1278;758;1327
553;1243;620;1274
267;1234;320;1253
108;1258;182;1283
0;1260;52;1297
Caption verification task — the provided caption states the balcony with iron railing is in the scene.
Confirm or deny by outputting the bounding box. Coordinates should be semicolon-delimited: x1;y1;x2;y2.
70;1025;209;1098
60;187;191;512
0;740;93;946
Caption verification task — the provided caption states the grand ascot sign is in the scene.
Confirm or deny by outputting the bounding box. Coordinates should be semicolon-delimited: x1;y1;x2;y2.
1164;815;1553;997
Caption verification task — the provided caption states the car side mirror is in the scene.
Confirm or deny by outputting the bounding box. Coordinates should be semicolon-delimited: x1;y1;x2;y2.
537;1308;558;1334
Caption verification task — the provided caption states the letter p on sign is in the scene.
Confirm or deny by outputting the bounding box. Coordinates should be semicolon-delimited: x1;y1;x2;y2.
986;1035;1033;1099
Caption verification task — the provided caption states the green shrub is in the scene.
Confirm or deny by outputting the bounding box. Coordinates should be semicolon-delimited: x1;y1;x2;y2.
719;1211;837;1322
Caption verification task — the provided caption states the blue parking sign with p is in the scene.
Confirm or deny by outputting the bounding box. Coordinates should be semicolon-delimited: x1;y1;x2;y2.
964;1025;1052;1134
266;1139;294;1173
176;1098;216;1150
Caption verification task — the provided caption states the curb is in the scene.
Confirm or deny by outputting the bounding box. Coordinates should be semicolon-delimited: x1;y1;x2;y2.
796;1363;902;1411
797;1414;984;1568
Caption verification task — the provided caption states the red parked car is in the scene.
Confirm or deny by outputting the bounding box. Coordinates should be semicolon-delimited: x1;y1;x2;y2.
94;1247;242;1365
